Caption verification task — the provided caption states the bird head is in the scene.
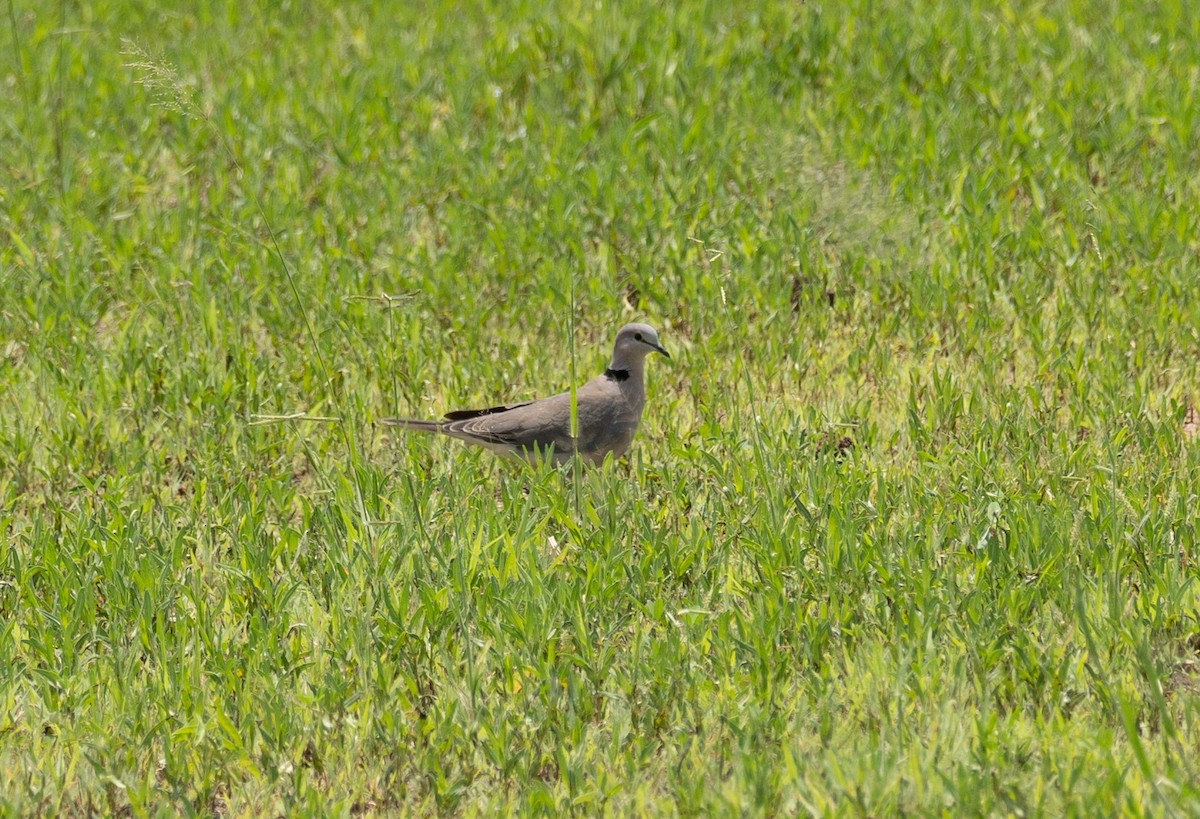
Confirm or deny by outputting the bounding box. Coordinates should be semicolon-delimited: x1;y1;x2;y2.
610;323;669;369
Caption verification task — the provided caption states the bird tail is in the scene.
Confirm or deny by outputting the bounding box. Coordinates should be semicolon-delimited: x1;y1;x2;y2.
379;418;446;434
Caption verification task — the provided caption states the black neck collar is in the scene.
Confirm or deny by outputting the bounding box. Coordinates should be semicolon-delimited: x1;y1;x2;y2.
604;367;630;382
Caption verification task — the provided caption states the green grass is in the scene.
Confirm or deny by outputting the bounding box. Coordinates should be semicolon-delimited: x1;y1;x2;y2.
3;0;1200;814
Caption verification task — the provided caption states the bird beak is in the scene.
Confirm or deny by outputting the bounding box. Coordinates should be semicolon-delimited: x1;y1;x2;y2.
653;342;670;358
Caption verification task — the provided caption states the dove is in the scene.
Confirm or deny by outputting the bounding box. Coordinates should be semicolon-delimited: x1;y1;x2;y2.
382;323;668;465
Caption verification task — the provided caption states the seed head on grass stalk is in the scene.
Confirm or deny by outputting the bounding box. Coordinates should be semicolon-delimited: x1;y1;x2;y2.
121;39;205;120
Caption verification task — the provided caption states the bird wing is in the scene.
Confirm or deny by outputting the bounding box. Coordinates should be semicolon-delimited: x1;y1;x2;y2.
444;392;573;451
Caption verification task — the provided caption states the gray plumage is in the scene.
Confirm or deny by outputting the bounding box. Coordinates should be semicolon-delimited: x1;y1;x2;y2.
381;323;669;465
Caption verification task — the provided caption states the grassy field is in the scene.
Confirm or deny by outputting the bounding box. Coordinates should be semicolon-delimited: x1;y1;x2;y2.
3;0;1200;814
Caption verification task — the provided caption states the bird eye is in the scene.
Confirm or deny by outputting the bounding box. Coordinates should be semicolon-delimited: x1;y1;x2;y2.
634;333;644;341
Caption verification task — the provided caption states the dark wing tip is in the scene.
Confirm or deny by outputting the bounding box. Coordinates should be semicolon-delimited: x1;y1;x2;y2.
443;400;534;422
443;406;504;422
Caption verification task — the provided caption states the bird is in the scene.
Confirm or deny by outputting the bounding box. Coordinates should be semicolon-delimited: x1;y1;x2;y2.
381;322;669;465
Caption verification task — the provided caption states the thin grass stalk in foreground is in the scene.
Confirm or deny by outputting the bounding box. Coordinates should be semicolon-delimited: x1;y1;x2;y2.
567;260;581;509
53;0;66;195
6;0;35;175
123;40;373;552
5;0;24;93
387;297;401;415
